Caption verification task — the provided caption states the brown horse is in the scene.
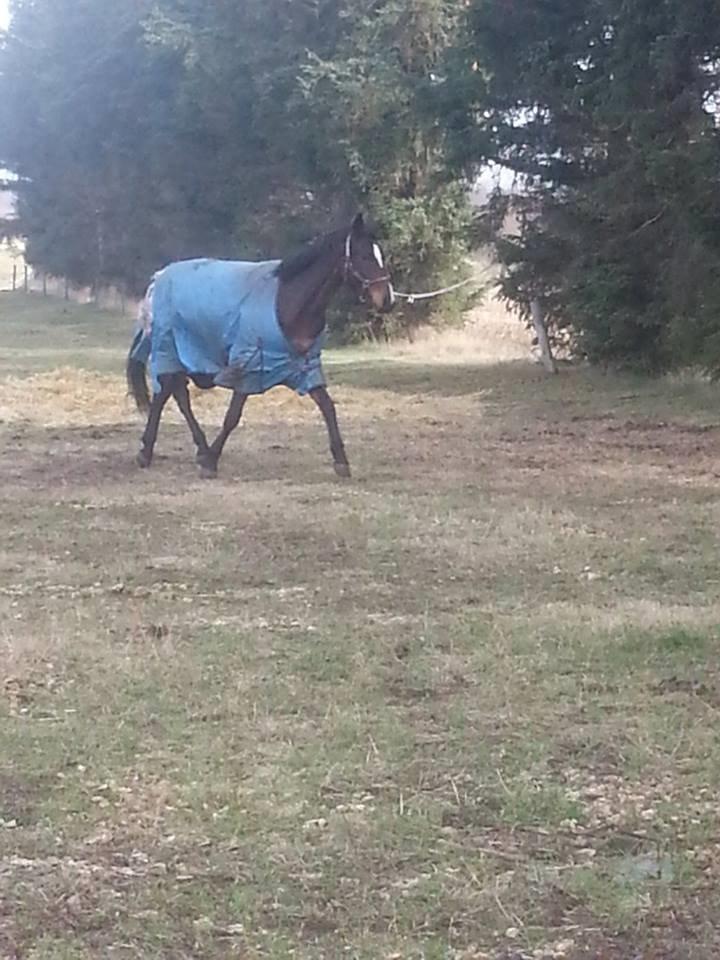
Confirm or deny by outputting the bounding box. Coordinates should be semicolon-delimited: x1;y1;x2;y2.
126;214;394;478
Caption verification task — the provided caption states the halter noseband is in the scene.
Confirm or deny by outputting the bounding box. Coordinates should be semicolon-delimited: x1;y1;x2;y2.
343;232;391;289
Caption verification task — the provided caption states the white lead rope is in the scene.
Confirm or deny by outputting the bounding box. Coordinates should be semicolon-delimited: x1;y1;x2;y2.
344;229;489;304
392;277;475;304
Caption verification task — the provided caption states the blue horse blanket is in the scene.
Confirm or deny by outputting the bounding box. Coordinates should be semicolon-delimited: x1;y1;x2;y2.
131;258;326;396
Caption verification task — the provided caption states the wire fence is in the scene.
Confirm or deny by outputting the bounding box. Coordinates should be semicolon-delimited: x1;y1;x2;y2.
0;253;138;315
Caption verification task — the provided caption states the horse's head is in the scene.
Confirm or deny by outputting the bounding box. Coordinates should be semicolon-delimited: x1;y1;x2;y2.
343;213;395;312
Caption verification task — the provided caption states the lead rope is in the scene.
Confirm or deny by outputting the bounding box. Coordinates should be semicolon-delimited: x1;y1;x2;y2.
392;278;474;304
344;232;492;302
393;263;498;303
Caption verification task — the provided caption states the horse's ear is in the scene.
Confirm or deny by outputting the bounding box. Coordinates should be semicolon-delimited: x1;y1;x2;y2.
351;212;365;232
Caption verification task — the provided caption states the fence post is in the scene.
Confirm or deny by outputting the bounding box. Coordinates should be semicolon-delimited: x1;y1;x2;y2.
42;273;47;296
23;264;28;293
12;264;16;291
64;277;69;300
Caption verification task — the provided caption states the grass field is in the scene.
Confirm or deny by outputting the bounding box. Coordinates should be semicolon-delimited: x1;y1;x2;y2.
1;291;720;959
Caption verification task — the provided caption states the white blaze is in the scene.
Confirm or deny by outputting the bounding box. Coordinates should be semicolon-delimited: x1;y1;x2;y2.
372;243;384;268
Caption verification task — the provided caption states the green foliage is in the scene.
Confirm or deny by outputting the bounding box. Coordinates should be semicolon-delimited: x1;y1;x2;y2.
0;0;472;334
297;0;473;337
0;0;192;294
442;0;720;372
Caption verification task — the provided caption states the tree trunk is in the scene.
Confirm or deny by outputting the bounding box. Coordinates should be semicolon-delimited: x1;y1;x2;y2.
530;299;558;374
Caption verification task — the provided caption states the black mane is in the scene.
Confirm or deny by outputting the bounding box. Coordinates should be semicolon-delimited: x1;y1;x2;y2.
274;227;346;282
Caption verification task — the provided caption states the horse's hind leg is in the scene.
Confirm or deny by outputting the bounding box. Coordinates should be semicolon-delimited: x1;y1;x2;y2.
310;386;351;478
137;377;173;467
170;376;212;466
200;391;247;478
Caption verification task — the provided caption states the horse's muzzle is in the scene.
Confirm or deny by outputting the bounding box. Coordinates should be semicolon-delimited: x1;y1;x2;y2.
373;283;395;313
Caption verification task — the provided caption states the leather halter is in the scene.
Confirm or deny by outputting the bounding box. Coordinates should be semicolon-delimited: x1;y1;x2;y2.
342;232;391;289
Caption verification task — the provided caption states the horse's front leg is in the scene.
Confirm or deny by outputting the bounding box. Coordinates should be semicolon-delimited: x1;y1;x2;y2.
198;391;247;479
310;386;351;478
137;377;173;467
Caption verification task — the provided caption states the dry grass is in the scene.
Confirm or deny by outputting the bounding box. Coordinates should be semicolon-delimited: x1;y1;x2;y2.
380;307;532;365
0;367;320;427
355;257;535;366
2;293;720;959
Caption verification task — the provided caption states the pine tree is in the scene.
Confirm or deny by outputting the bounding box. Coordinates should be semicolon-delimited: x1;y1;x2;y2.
442;0;720;372
0;0;189;293
0;0;472;331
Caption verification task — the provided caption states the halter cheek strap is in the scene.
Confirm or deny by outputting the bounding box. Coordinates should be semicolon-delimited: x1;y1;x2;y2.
343;232;391;289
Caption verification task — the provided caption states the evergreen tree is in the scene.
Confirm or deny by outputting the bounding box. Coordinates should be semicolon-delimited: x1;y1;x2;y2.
0;0;472;333
0;0;189;293
148;0;472;335
442;0;720;371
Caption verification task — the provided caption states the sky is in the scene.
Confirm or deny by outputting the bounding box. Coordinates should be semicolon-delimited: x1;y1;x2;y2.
0;1;8;30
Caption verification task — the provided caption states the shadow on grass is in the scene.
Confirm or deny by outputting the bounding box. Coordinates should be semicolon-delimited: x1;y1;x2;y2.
326;357;551;398
327;357;720;426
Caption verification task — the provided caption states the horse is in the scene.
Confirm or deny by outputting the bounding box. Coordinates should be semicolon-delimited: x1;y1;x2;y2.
126;213;394;478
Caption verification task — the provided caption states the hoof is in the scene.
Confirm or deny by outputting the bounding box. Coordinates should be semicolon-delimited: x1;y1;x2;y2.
334;462;352;479
197;451;218;478
136;450;151;468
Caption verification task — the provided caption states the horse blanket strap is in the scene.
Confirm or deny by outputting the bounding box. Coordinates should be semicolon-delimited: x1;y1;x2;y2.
132;258;326;396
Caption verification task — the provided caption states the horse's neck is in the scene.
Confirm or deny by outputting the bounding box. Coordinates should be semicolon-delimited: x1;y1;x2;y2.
277;254;341;353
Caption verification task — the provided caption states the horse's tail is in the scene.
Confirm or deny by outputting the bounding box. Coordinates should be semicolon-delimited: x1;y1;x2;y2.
126;327;150;413
126;279;156;414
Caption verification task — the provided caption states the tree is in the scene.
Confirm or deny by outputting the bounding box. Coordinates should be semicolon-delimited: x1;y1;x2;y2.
148;0;473;337
441;0;720;372
0;0;473;334
298;0;473;336
0;0;192;293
